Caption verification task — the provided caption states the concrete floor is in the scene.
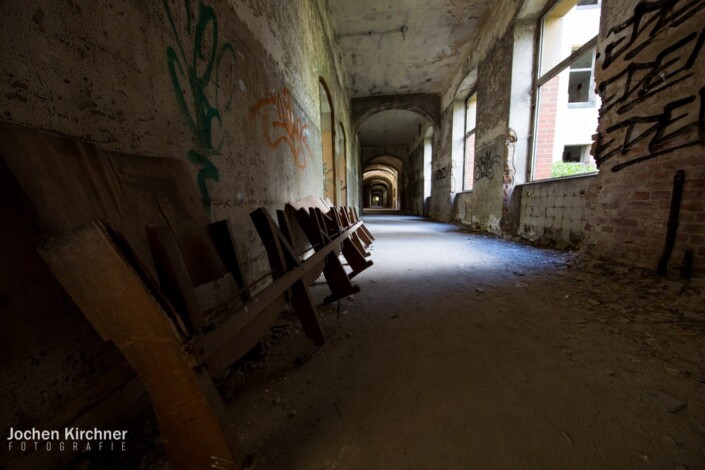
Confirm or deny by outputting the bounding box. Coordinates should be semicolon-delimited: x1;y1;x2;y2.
225;215;705;469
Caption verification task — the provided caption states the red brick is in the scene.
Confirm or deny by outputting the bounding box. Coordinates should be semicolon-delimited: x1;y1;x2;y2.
611;218;638;227
680;223;705;233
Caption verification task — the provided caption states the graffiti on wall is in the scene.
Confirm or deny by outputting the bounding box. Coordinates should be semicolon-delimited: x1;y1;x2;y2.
596;0;705;172
163;0;237;212
249;88;311;169
474;141;502;182
434;166;448;180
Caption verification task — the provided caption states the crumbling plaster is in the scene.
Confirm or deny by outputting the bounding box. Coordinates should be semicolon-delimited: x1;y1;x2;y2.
0;0;357;428
585;0;705;276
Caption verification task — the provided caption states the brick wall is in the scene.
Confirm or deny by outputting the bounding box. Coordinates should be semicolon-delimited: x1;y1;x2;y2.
585;0;705;277
533;75;559;180
517;174;595;248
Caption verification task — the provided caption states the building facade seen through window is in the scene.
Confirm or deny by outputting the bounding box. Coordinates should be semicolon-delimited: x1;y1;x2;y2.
532;0;601;180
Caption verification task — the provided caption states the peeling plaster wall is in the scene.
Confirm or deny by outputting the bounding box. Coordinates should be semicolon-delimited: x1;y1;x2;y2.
406;122;432;215
430;109;453;220
585;0;705;276
441;0;519;111
0;0;355;428
439;0;705;277
466;29;515;233
432;0;519;225
438;25;515;229
407;144;424;214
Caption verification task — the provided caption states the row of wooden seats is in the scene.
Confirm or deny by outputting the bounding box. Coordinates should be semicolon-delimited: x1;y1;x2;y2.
39;196;374;469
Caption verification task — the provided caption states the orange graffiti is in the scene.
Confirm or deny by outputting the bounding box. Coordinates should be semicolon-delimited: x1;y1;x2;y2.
250;88;311;169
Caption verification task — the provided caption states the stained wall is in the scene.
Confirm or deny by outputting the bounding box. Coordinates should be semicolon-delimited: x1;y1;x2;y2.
585;0;705;276
432;0;704;278
0;0;356;430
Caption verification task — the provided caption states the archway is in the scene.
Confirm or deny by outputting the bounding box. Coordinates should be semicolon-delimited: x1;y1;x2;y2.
336;122;347;206
351;94;441;133
319;79;336;204
362;163;399;210
356;107;432;213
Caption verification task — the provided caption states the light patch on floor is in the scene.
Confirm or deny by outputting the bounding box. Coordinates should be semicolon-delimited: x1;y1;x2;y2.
224;215;705;469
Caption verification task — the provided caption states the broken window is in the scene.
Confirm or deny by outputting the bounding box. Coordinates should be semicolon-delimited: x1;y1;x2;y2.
532;0;601;181
568;49;595;104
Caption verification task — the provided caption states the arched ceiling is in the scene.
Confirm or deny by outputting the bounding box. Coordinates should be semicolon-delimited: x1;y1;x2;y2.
327;0;495;97
365;155;404;172
364;163;399;178
363;168;398;184
358;109;428;146
368;179;391;189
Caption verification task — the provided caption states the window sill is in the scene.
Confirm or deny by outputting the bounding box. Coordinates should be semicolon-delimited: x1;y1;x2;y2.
567;101;597;109
522;172;598;186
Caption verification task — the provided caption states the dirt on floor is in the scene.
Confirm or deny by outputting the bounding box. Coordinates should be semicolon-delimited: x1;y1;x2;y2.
139;214;704;470
218;215;705;470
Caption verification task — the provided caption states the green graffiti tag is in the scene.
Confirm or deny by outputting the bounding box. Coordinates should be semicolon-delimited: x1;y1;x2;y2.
163;0;237;212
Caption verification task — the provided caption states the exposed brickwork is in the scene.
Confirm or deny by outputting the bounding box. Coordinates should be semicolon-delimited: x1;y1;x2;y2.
585;0;705;277
585;159;705;276
534;75;559;180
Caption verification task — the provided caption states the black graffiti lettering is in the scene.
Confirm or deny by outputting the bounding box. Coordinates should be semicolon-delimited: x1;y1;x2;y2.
595;133;616;160
434;167;448;180
597;0;705;172
474;150;500;181
598;95;694;163
649;96;702;152
602;0;705;70
599;28;705;115
598;89;705;171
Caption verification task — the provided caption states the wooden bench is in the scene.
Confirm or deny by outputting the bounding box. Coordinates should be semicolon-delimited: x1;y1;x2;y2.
38;197;374;469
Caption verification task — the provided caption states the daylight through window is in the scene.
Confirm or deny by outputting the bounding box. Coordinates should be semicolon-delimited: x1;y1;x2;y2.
532;0;601;180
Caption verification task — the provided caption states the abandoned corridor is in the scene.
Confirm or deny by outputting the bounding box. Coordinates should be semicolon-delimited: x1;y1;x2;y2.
225;215;705;469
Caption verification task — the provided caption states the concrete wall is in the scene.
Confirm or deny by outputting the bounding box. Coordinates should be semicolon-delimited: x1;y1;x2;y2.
442;27;515;232
407;145;423;214
430;108;453;220
433;0;519;226
470;29;515;233
584;0;705;276
0;0;354;429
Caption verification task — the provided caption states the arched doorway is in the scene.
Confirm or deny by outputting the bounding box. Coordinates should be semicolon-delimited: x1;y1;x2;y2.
362;161;399;210
319;79;336;204
336;122;347;206
356;108;433;215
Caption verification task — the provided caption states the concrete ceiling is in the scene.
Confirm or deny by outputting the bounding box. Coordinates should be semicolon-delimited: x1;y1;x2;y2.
357;109;427;145
328;0;494;98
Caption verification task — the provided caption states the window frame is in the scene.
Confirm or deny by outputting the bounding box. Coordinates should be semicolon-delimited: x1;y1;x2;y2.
462;91;477;191
567;47;597;107
529;0;600;181
576;0;601;9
